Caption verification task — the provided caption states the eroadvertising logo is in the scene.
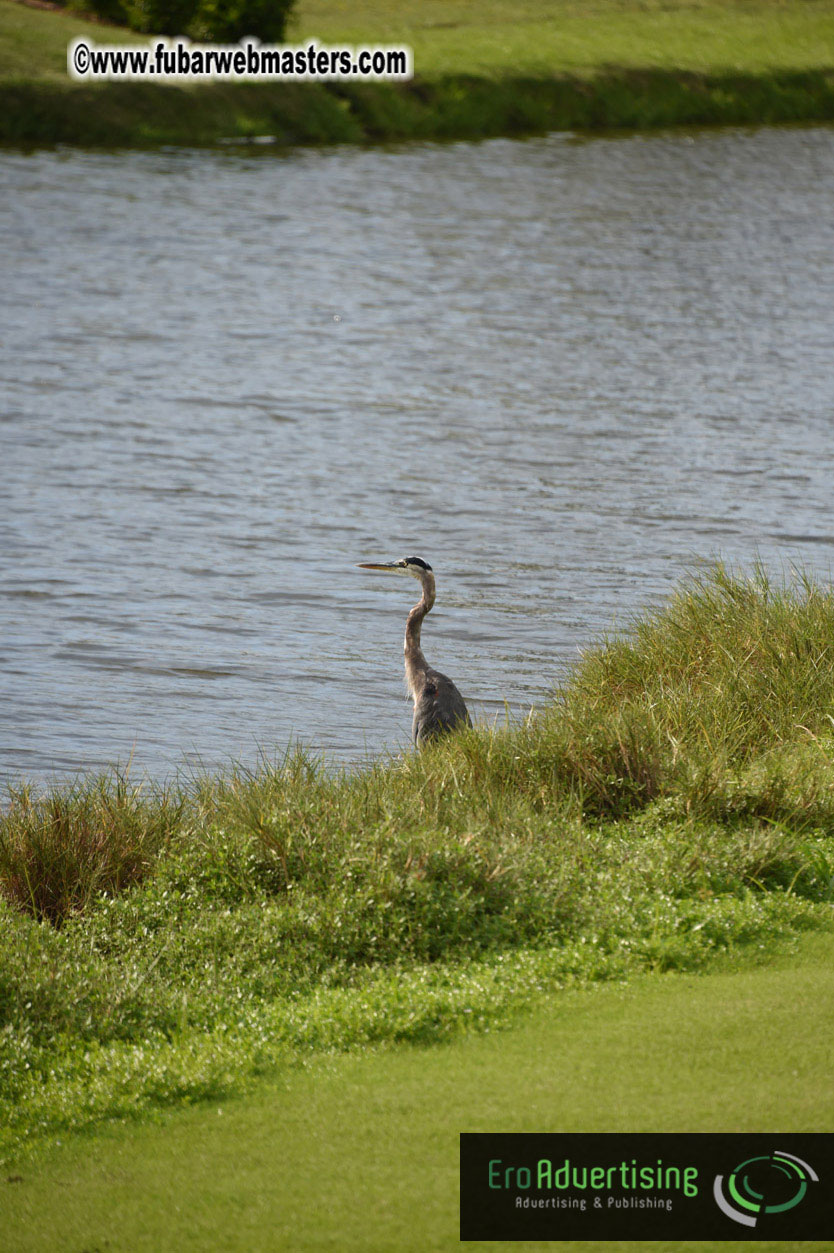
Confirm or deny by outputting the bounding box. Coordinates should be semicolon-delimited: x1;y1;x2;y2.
713;1149;818;1228
459;1133;833;1240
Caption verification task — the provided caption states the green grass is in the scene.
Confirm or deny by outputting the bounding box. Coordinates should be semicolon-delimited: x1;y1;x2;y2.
6;0;834;82
1;928;831;1252
1;0;834;145
0;0;147;80
0;774;182;923
296;0;834;78
1;565;834;1161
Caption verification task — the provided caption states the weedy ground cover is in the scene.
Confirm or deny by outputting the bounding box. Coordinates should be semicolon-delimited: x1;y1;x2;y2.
2;929;832;1252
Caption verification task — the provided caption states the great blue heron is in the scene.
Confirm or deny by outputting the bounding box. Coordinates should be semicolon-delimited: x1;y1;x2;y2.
357;556;471;746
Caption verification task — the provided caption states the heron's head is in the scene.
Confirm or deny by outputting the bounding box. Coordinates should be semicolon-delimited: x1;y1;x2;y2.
357;556;433;582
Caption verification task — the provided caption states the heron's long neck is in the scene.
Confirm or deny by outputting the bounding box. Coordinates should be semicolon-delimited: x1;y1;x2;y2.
404;572;435;696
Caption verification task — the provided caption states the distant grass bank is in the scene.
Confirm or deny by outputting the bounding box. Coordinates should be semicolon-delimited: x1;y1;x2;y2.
2;0;834;147
4;69;834;148
2;565;834;1159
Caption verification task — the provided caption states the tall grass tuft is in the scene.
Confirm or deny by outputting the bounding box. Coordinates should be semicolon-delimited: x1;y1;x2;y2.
0;772;183;924
553;563;834;819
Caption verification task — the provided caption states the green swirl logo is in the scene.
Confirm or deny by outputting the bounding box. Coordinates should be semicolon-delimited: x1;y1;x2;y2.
713;1150;818;1228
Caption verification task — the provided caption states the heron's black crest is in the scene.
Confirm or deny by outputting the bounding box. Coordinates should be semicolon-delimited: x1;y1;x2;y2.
405;556;432;571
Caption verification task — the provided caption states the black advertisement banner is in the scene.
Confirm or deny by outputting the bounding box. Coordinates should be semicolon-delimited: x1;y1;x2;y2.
460;1132;834;1241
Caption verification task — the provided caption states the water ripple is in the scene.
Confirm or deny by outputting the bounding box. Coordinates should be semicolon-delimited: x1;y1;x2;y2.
2;127;834;784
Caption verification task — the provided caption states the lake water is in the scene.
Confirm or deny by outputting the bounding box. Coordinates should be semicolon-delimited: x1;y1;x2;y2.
2;125;834;787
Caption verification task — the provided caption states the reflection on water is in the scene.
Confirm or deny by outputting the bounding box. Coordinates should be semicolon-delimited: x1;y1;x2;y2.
1;127;833;784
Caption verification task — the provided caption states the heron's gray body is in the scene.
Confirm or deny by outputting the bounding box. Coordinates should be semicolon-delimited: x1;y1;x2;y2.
411;666;470;745
358;555;471;746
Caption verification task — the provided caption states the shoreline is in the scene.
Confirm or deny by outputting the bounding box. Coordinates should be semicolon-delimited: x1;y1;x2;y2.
3;66;834;149
2;568;834;1155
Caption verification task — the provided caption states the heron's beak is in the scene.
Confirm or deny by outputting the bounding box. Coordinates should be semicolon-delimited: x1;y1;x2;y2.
357;562;401;571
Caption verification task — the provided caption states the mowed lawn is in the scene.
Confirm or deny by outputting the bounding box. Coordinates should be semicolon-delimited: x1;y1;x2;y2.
1;0;834;82
296;0;834;77
3;928;832;1253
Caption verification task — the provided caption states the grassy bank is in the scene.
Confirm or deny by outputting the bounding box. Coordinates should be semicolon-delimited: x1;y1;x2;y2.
2;929;832;1251
1;565;833;1160
1;0;834;146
